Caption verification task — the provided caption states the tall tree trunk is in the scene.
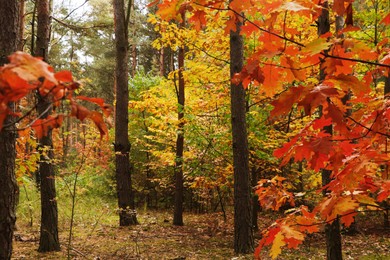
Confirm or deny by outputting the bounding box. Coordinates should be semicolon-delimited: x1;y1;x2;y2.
173;10;186;226
318;3;343;260
230;12;254;254
35;0;60;252
113;0;137;226
18;0;25;51
0;1;20;259
159;48;165;76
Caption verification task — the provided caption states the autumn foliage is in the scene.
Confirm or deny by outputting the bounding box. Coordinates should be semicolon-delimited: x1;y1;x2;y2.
153;0;390;258
0;52;109;138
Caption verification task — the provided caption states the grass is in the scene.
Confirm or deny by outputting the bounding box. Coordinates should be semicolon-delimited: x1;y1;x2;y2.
12;177;390;259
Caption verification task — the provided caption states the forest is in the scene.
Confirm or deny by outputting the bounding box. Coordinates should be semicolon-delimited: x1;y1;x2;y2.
0;0;389;259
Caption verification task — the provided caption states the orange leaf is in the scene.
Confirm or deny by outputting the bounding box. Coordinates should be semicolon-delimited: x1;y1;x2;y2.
77;95;105;107
7;52;57;86
71;103;90;121
88;111;108;137
32;115;63;139
270;86;306;118
189;10;207;31
54;70;73;82
0;68;36;101
298;83;339;115
333;0;345;16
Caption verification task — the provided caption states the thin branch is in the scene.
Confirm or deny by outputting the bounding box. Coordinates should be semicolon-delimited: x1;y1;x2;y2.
322;52;390;69
347;113;390;138
62;0;89;20
51;16;112;31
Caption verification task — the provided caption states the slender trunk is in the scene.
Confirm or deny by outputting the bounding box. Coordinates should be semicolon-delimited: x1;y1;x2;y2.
0;1;20;258
230;10;254;254
173;11;185;226
113;0;137;226
131;44;137;77
251;166;259;231
18;0;25;51
318;3;342;260
35;0;60;252
159;48;165;76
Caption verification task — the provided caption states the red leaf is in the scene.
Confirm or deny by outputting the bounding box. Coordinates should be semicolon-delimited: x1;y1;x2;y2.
270;86;306;118
76;96;105;107
0;68;36;101
32;115;63;139
71;103;90;121
333;0;345;16
381;13;390;25
298;83;339;115
7;52;57;86
54;70;73;82
273;136;299;163
88;111;108;137
189;10;207;31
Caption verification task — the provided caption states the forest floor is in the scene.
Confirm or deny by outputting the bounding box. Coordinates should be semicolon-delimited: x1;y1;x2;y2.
11;208;390;260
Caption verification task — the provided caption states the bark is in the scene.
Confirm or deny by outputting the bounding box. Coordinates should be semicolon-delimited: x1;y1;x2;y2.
34;0;60;252
173;11;186;226
318;3;342;260
159;48;165;76
0;1;20;259
230;13;254;254
251;166;259;231
18;0;25;51
113;0;137;226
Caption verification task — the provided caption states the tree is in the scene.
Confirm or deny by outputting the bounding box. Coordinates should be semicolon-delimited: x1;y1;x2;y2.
0;1;20;258
113;0;138;226
230;8;254;254
34;0;61;252
317;2;343;260
173;10;186;226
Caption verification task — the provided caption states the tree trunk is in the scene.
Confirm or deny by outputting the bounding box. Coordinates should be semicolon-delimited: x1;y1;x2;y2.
18;0;25;51
318;3;343;260
173;11;185;226
251;166;259;231
35;0;60;252
173;37;185;226
159;48;165;76
230;11;254;254
113;0;137;226
0;1;20;259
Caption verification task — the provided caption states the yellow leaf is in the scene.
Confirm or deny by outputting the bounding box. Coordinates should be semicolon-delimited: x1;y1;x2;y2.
302;38;332;55
270;232;286;259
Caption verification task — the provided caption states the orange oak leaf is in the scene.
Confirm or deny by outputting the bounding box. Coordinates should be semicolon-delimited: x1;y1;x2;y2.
88;111;108;137
76;96;105;107
7;52;57;86
270;86;306;118
298;83;339;115
71;103;91;121
189;10;207;31
333;0;345;16
31;115;64;139
377;181;390;202
54;70;73;82
296;209;319;233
